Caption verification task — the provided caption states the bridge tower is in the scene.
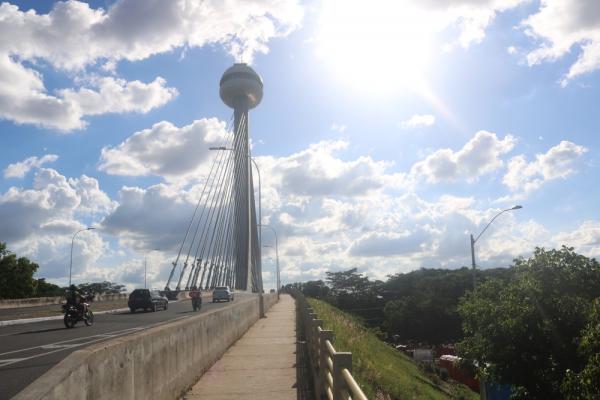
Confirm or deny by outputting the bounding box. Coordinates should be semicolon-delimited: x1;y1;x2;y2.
219;64;263;292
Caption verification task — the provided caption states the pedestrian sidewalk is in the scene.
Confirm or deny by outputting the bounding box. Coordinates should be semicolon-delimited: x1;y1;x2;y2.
184;294;297;400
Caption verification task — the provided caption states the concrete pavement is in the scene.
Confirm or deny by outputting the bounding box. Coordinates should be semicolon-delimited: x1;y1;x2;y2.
184;294;297;400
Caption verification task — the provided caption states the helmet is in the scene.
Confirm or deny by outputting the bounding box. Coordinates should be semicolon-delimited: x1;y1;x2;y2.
70;284;76;290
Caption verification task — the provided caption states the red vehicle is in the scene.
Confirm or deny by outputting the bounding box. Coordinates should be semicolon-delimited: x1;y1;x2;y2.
437;355;479;392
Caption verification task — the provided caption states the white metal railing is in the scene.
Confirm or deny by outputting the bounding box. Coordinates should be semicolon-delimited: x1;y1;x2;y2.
291;289;368;400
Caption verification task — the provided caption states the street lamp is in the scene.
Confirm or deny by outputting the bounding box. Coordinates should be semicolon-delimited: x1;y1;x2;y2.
69;227;96;287
259;224;280;299
470;205;522;289
144;248;160;289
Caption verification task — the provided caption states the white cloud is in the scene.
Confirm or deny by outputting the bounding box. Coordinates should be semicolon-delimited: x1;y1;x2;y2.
523;0;600;85
59;77;177;116
503;140;587;193
411;130;516;183
330;123;347;133
401;114;436;128
0;0;302;130
507;46;517;55
3;154;58;178
0;55;177;131
0;167;113;280
0;0;303;69
348;230;429;257
98;118;228;181
553;220;600;258
259;140;398;198
100;184;196;252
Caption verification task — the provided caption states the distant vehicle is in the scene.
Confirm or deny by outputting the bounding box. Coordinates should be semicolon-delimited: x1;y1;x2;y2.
128;289;168;313
269;289;275;293
212;286;234;302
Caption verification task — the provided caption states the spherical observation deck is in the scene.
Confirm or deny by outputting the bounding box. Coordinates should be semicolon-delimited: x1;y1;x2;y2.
219;63;263;110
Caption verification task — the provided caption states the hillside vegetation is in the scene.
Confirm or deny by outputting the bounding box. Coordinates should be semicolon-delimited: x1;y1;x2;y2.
308;298;478;400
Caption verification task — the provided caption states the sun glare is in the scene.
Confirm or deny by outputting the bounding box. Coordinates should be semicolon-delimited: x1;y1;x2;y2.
316;0;435;94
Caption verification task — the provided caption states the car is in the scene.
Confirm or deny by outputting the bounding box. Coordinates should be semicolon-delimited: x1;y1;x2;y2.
128;289;169;312
212;286;234;302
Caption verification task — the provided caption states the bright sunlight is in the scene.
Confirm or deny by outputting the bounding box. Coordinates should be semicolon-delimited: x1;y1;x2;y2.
316;0;436;94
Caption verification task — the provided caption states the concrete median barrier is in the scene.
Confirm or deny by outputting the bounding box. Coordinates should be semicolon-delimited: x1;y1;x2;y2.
0;293;129;309
14;293;278;400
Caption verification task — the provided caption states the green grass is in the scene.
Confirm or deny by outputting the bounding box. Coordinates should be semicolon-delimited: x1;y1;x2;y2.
308;298;479;400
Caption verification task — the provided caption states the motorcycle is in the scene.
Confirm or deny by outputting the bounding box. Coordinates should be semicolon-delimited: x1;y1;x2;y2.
62;294;94;328
192;296;202;312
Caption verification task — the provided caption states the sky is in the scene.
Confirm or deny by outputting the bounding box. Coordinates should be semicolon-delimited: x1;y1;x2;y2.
1;0;599;291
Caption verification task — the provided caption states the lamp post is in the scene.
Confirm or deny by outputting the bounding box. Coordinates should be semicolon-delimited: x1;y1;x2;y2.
470;205;522;289
259;224;280;299
144;248;160;289
69;227;95;287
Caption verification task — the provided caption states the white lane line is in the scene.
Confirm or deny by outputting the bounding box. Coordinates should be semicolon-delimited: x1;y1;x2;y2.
0;316;190;367
0;358;26;367
0;326;145;357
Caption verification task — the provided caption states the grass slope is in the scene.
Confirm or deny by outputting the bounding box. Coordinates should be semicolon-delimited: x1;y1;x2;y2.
308;298;478;400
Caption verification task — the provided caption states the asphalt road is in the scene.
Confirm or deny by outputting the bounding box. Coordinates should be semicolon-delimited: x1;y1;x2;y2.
0;293;256;400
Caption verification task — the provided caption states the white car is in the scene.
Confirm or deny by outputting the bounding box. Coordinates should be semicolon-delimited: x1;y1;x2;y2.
212;286;234;302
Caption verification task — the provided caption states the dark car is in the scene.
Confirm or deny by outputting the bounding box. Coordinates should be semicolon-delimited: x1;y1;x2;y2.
128;289;168;313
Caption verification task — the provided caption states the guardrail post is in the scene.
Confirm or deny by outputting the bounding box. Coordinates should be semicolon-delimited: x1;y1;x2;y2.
332;352;352;400
319;330;334;399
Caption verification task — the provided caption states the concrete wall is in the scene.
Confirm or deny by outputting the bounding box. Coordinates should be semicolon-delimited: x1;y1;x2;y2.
0;293;129;309
0;296;63;309
14;293;278;400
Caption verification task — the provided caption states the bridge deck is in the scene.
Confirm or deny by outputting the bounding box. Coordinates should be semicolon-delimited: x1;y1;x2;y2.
184;294;297;400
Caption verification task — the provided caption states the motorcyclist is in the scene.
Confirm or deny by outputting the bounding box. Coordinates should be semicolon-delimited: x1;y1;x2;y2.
65;284;86;317
189;286;201;310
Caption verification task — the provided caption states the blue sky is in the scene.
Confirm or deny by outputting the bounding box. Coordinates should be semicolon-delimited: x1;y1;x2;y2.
1;0;599;289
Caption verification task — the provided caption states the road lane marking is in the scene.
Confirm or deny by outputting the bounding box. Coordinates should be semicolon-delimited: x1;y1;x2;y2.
0;316;191;369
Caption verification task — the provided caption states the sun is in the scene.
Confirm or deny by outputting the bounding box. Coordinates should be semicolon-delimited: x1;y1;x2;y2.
316;0;435;94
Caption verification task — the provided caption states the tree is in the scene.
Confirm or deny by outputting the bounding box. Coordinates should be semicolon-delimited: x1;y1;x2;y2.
325;268;371;296
77;281;126;295
0;242;39;299
458;246;600;399
562;299;600;399
34;278;64;297
301;280;329;298
383;267;498;344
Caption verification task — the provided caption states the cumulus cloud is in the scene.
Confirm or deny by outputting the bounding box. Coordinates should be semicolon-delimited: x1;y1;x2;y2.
259;140;399;198
348;230;429;256
401;114;436;128
553;220;600;258
98;118;228;181
3;154;58;178
411;130;516;183
0;56;177;130
523;0;600;85
0;0;302;130
0;0;303;68
503;140;587;193
59;77;177;116
100;184;196;252
0;167;113;279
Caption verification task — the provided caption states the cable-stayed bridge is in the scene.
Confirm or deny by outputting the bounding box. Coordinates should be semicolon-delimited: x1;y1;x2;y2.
164;63;264;294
